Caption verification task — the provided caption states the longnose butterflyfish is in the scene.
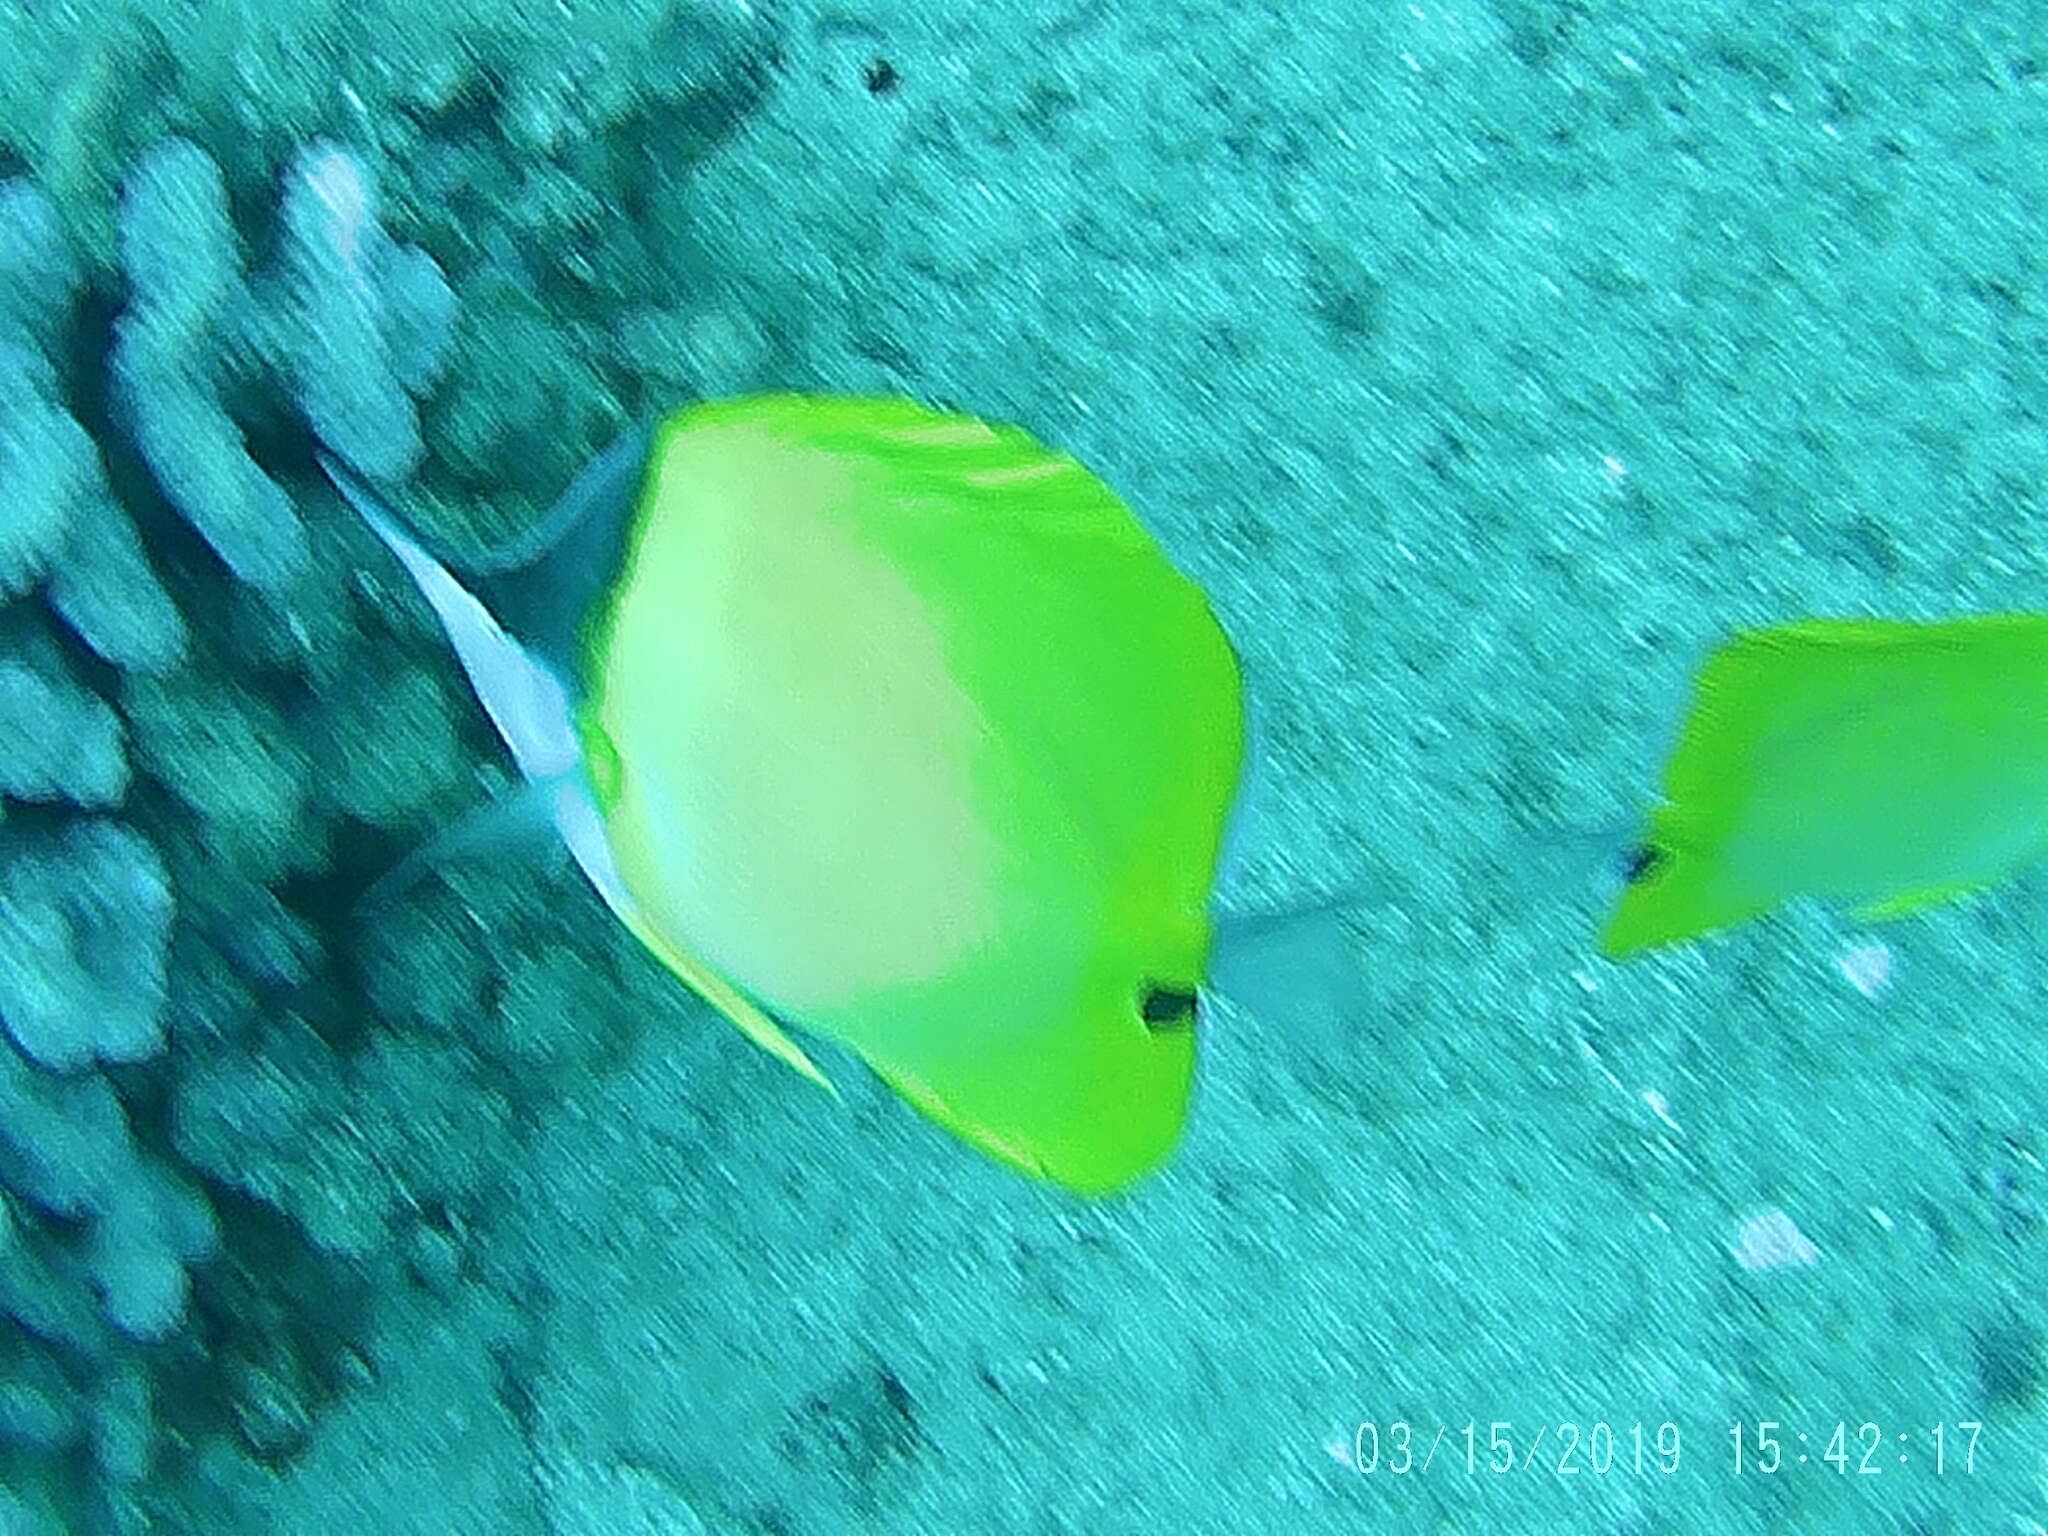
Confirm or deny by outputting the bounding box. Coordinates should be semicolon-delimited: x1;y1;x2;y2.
331;394;1249;1194
1603;615;2048;957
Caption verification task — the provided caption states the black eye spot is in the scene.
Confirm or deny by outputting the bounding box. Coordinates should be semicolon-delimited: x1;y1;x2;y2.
1622;843;1668;884
864;58;900;95
1139;984;1199;1031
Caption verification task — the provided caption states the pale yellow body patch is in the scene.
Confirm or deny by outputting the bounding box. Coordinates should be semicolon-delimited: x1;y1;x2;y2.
594;417;1002;1017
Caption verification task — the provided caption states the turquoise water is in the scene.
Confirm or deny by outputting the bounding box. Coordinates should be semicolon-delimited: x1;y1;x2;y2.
1;2;2045;1531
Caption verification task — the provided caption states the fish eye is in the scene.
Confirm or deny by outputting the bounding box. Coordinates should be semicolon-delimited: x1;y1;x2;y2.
1138;984;1199;1031
1622;843;1669;884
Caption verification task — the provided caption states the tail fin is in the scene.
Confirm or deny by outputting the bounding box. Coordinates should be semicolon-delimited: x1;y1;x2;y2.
1206;887;1369;1036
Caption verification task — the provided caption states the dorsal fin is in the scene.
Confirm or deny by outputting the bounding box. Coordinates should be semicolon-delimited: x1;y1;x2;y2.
325;455;583;785
467;425;652;683
325;445;837;1093
327;426;652;689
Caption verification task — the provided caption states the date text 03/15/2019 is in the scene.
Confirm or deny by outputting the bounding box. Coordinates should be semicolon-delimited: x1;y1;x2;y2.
1348;1422;1681;1476
1344;1421;1986;1477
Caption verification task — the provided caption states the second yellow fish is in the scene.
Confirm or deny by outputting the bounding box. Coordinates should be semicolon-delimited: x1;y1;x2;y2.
1605;615;2048;955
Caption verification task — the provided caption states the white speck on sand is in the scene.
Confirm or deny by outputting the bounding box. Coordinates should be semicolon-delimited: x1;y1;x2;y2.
1835;939;1893;999
1732;1208;1821;1273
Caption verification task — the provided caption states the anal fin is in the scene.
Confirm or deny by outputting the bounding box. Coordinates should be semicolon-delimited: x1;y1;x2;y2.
1852;877;1993;922
616;904;837;1094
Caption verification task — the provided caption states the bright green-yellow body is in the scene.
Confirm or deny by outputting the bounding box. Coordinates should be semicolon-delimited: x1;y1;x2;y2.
1604;615;2048;956
576;395;1244;1192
